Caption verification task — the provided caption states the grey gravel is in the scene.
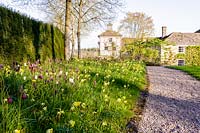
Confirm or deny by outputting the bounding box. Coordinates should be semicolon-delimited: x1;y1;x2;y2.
138;66;200;133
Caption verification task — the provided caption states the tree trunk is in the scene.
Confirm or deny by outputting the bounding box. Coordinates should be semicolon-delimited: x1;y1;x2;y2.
77;0;83;59
64;0;71;61
71;26;75;59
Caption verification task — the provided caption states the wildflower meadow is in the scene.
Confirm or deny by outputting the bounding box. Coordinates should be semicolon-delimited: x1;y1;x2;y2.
0;59;146;132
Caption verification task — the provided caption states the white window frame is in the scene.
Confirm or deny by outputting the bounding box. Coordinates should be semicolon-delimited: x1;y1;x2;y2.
178;59;185;66
178;46;184;53
109;38;112;43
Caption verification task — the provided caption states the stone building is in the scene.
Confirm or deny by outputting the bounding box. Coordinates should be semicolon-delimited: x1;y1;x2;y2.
98;24;122;57
161;27;200;65
98;24;200;65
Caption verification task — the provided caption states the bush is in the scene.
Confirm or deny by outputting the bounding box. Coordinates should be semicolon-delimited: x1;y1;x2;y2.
0;6;64;62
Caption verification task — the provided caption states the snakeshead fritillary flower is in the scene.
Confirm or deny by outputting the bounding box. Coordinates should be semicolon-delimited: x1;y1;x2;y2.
0;64;3;69
35;75;38;80
38;75;43;79
7;97;13;104
22;93;28;100
69;78;74;84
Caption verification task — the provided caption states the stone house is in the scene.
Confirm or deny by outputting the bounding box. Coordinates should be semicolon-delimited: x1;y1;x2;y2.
160;27;200;65
98;24;122;57
98;24;200;65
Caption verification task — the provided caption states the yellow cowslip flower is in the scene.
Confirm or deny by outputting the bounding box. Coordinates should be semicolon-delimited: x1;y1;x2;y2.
70;106;75;111
81;79;86;83
43;106;47;111
57;109;64;115
20;68;24;73
117;98;121;102
32;79;36;83
4;98;7;103
14;129;20;133
81;103;86;108
46;128;53;133
102;121;107;126
69;120;75;127
73;102;81;107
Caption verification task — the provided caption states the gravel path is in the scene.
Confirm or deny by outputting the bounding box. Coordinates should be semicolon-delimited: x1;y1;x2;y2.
138;66;200;133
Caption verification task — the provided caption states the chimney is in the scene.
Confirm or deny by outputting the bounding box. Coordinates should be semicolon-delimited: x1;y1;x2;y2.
162;26;167;37
107;23;113;31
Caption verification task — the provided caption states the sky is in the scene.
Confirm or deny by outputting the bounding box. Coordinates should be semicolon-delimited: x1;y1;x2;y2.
0;0;200;48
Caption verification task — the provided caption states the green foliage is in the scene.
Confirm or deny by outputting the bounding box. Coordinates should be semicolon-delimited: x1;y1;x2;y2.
0;59;146;132
121;38;161;65
185;46;200;66
0;6;64;62
169;66;200;80
176;53;185;59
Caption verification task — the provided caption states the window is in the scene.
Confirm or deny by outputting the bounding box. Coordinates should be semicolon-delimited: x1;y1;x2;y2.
178;46;184;53
178;60;185;66
109;38;112;42
105;47;108;50
112;47;116;50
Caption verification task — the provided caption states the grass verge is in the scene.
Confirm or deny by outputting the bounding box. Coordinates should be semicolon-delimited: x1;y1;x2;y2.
168;66;200;80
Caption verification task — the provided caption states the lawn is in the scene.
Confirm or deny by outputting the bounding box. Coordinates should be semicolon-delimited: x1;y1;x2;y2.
169;66;200;80
0;59;146;132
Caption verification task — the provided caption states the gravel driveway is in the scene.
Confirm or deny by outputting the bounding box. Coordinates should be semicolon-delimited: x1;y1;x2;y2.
138;66;200;133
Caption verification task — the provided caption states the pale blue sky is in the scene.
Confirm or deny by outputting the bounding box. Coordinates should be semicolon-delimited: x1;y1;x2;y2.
1;0;200;48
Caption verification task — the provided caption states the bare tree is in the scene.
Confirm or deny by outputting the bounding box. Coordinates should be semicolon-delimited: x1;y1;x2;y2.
47;0;123;58
64;0;72;60
8;0;123;59
119;12;154;39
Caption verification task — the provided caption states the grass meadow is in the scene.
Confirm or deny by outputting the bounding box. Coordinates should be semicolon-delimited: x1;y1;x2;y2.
0;59;146;132
169;66;200;80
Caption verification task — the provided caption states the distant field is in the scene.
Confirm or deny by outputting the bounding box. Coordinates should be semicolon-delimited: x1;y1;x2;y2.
169;66;200;80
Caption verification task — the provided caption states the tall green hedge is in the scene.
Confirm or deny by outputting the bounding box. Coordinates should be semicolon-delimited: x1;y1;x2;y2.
186;46;200;66
0;6;64;62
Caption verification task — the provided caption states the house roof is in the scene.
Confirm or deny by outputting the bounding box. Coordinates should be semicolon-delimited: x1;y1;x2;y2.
163;32;200;46
98;30;122;37
195;29;200;33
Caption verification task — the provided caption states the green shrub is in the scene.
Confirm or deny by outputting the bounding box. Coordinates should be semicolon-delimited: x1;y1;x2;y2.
0;6;64;63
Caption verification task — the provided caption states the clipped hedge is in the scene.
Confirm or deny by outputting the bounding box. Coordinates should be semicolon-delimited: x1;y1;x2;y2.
0;6;64;62
186;46;200;66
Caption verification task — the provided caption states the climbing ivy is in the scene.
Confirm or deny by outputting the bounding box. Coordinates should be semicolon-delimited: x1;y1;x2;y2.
186;46;200;66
